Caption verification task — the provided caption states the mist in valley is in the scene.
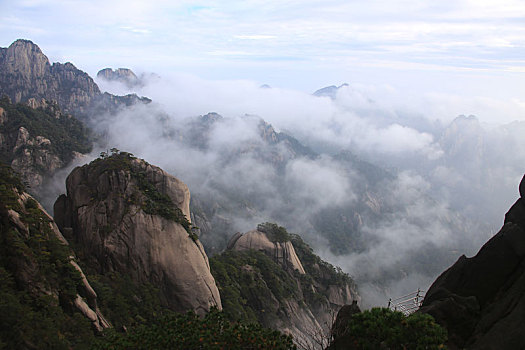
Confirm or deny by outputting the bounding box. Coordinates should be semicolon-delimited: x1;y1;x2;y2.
45;73;521;307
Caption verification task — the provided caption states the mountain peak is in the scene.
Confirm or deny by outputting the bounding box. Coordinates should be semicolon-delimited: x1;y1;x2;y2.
2;38;50;80
0;39;152;116
9;38;43;52
313;83;349;98
97;67;140;87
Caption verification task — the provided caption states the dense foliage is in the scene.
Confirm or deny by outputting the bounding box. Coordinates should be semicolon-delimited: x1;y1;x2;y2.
290;233;357;302
92;308;296;350
210;249;300;324
0;164;95;349
85;271;167;330
211;222;359;348
0;96;92;164
328;308;447;350
257;222;291;242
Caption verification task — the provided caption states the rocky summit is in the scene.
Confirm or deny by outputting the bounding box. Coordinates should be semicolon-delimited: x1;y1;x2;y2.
0;39;99;114
420;174;525;349
97;68;141;88
0;39;150;117
53;152;221;315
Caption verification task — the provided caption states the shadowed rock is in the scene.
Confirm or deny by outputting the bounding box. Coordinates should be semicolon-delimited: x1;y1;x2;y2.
420;174;525;349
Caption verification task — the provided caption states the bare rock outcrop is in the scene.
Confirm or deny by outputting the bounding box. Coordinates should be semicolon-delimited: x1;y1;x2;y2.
10;126;62;188
0;39;99;114
228;229;306;274
420;174;525;349
97;68;141;88
0;39;150;116
54;152;221;315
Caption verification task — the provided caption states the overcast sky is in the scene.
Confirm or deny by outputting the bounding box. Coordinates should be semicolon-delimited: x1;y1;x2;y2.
1;0;525;113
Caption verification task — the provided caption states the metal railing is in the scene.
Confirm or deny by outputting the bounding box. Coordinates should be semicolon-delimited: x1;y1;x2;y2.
387;289;425;316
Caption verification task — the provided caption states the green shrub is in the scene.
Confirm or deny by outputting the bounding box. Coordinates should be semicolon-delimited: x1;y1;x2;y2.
0;98;92;163
92;308;296;350
0;164;96;349
329;308;447;350
210;250;299;324
257;222;290;242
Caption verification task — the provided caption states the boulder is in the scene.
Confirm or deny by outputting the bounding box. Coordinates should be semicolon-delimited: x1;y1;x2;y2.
54;153;221;315
228;229;306;274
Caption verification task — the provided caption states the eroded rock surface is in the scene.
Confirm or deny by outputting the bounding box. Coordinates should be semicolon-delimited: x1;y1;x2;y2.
54;153;221;315
0;39;150;116
228;229;306;274
0;97;90;190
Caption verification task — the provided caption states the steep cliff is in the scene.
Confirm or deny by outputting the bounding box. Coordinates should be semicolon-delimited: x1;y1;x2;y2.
0;39;150;116
211;223;359;347
0;39;99;114
420;174;525;349
53;151;221;315
0;164;109;349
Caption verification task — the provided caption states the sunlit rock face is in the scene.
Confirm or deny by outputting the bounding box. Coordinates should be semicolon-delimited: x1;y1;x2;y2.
0;39;100;114
0;39;150;117
227;229;306;274
54;154;222;315
222;225;358;346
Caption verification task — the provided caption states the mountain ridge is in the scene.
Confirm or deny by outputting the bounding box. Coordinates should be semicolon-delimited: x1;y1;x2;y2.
0;39;151;117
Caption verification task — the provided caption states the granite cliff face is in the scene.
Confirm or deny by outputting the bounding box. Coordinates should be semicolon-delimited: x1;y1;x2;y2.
53;152;221;315
0;39;99;114
420;174;525;349
0;39;150;116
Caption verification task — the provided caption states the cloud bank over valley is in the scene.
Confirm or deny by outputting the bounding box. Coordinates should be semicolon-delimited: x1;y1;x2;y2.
71;73;525;306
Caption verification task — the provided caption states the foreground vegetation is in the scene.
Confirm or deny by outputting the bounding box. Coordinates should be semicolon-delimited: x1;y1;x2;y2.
329;307;447;349
93;308;295;350
0;164;95;349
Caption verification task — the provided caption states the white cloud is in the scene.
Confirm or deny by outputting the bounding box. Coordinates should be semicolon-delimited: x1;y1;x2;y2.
2;0;524;93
